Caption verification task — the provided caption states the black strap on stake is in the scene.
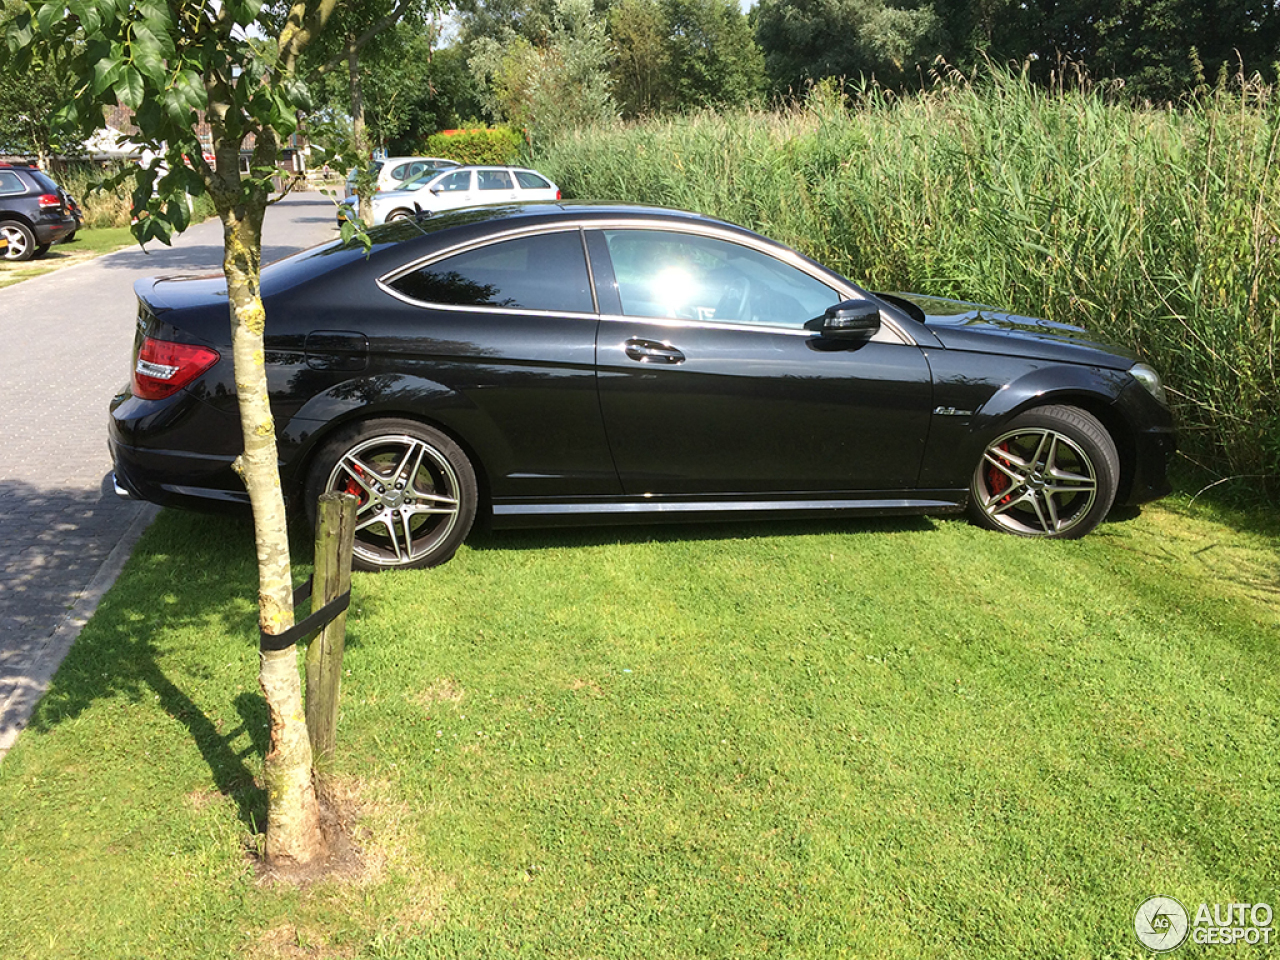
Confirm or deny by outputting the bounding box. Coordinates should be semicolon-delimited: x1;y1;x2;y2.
259;576;352;652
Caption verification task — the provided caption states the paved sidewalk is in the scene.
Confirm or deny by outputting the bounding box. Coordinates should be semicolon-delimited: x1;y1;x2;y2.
0;192;338;759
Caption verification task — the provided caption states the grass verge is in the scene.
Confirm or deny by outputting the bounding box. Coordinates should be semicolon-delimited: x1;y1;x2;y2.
0;500;1276;958
0;226;138;288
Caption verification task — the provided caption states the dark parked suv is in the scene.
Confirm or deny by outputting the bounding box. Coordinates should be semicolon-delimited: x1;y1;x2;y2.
0;163;77;262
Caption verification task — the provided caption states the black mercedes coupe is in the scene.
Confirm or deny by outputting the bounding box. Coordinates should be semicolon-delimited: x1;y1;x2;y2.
109;203;1176;570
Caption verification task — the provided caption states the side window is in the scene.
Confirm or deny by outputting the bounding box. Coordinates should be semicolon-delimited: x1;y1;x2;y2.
437;170;472;193
0;171;24;196
515;171;550;190
387;231;595;314
478;170;514;191
602;229;842;328
391;163;410;181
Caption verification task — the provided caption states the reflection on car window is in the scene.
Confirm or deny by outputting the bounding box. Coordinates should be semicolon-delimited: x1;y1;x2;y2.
478;170;514;191
602;230;840;327
388;230;594;313
0;171;23;196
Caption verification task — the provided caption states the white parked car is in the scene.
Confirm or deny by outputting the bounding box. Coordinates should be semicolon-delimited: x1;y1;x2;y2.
354;166;561;224
345;156;459;197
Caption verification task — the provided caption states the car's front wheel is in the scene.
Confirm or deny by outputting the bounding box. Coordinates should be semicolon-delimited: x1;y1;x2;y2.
304;419;478;571
967;404;1118;539
0;220;37;262
386;208;414;222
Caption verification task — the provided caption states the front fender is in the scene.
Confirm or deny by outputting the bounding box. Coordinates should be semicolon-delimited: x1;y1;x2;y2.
919;353;1132;489
971;363;1132;429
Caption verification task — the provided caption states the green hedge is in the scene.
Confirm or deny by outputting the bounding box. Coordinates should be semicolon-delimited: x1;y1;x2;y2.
423;128;525;166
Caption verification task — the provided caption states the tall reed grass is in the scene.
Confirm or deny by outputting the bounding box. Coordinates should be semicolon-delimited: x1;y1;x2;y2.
54;163;135;229
53;163;217;230
534;69;1280;498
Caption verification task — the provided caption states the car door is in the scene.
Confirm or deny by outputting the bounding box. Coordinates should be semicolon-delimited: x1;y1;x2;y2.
373;227;619;500
589;227;935;496
476;169;520;203
428;169;476;211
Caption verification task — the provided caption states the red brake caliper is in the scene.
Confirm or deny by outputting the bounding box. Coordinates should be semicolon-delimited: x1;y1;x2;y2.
343;464;370;506
987;443;1012;504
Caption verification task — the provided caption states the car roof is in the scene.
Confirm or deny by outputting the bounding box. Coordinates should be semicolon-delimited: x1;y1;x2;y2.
383;156;458;165
359;202;735;252
439;165;538;172
263;201;849;303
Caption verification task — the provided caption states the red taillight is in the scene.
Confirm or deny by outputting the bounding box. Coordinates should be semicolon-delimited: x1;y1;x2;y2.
555;189;562;200
37;193;60;209
132;337;220;400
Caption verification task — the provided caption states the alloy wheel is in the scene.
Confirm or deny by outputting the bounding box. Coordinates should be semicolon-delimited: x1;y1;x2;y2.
973;426;1099;536
324;433;463;567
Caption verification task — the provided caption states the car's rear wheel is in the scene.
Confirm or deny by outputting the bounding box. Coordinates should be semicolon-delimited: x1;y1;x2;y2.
0;220;36;262
304;419;478;571
967;404;1118;539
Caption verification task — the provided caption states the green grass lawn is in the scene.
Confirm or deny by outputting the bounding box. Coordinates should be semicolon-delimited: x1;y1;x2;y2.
0;226;137;288
1;499;1276;958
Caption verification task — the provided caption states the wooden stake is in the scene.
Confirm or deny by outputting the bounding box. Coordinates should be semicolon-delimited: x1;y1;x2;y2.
305;491;357;767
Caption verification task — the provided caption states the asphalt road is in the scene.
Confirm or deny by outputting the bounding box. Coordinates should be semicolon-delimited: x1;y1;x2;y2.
0;191;339;758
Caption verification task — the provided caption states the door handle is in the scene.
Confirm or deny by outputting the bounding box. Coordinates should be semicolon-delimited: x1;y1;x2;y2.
624;339;685;364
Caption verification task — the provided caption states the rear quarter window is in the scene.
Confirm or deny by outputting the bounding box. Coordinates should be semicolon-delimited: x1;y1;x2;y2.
515;171;551;190
29;171;59;193
387;230;594;314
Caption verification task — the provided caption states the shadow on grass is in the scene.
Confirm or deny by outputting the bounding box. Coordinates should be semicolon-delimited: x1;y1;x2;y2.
22;508;369;833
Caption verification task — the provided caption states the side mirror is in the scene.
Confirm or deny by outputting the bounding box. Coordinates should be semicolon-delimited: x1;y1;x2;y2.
818;300;881;339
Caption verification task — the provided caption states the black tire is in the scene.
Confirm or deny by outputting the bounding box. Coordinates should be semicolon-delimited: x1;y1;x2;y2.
386;208;413;222
0;220;37;262
304;419;478;571
33;243;50;258
967;404;1119;539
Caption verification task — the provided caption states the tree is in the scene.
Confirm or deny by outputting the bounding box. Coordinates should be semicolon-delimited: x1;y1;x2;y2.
0;51;78;162
608;0;670;118
398;43;490;141
455;0;562;46
662;0;765;109
754;0;943;95
290;0;440;222
1018;0;1280;99
3;0;349;867
470;0;616;146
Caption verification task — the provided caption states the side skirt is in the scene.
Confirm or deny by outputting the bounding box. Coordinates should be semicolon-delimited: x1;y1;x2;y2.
490;493;967;529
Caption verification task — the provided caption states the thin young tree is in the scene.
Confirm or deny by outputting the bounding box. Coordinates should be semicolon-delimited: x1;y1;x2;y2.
2;0;356;866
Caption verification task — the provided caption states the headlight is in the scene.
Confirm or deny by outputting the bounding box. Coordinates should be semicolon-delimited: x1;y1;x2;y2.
1129;363;1168;405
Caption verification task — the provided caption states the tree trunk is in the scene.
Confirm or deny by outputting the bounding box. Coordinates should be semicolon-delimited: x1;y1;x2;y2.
348;35;374;225
221;198;324;867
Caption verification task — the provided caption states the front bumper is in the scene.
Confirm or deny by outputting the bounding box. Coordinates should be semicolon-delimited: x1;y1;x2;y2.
1112;380;1177;506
